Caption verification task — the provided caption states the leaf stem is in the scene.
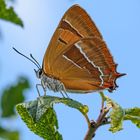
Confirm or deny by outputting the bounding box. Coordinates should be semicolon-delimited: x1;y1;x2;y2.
84;114;91;127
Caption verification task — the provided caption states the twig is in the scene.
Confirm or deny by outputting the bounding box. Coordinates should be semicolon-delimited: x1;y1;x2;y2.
84;92;111;140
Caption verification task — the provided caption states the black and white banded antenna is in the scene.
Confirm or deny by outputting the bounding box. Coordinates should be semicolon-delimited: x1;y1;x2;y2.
13;47;41;69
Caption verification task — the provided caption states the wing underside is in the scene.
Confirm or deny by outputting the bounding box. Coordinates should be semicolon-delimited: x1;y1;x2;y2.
42;5;123;92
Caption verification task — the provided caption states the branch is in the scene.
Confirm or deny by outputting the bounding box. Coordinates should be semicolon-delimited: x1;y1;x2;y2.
84;92;111;140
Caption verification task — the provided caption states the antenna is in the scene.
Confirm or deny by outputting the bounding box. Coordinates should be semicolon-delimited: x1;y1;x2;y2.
13;47;41;69
30;54;41;68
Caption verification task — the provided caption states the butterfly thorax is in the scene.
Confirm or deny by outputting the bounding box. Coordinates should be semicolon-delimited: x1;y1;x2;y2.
41;73;65;92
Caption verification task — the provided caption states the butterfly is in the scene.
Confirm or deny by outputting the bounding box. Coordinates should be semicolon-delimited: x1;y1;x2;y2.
13;4;125;97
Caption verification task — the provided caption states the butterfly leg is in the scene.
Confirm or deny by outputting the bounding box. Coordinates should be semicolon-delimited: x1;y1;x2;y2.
36;83;47;96
60;91;66;98
62;85;70;98
36;84;41;96
57;83;67;98
58;83;69;98
41;80;47;96
43;88;47;96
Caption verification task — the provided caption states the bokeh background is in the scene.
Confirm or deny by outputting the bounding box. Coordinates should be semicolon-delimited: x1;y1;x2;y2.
0;0;140;139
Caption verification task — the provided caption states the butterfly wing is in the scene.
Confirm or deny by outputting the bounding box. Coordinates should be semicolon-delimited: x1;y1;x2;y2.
60;37;122;92
43;5;102;75
43;5;123;93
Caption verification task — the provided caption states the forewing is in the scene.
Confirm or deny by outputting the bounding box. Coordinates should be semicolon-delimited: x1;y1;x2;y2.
43;5;102;76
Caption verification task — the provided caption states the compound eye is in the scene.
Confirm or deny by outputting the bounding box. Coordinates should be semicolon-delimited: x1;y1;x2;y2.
39;69;42;76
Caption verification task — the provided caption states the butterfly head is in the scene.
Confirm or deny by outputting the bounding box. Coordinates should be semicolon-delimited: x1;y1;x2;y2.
34;69;43;79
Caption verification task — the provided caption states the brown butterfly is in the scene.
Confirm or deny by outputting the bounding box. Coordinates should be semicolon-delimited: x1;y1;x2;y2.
13;5;125;96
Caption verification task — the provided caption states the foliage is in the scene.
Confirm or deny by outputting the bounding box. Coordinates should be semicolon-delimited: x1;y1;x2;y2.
16;103;62;140
0;77;30;140
124;107;140;128
104;96;140;133
0;1;25;139
0;127;19;140
16;93;140;139
1;77;30;117
106;96;124;132
0;0;23;27
16;96;89;140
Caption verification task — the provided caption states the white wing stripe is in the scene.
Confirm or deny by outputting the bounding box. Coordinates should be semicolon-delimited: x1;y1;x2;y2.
63;19;84;38
62;54;82;69
75;41;104;86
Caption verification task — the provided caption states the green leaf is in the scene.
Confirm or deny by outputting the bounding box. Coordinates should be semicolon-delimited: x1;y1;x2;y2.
1;76;30;117
0;0;23;27
124;107;140;128
16;96;88;139
106;97;125;133
26;96;88;122
16;99;62;140
37;96;89;120
0;127;19;140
